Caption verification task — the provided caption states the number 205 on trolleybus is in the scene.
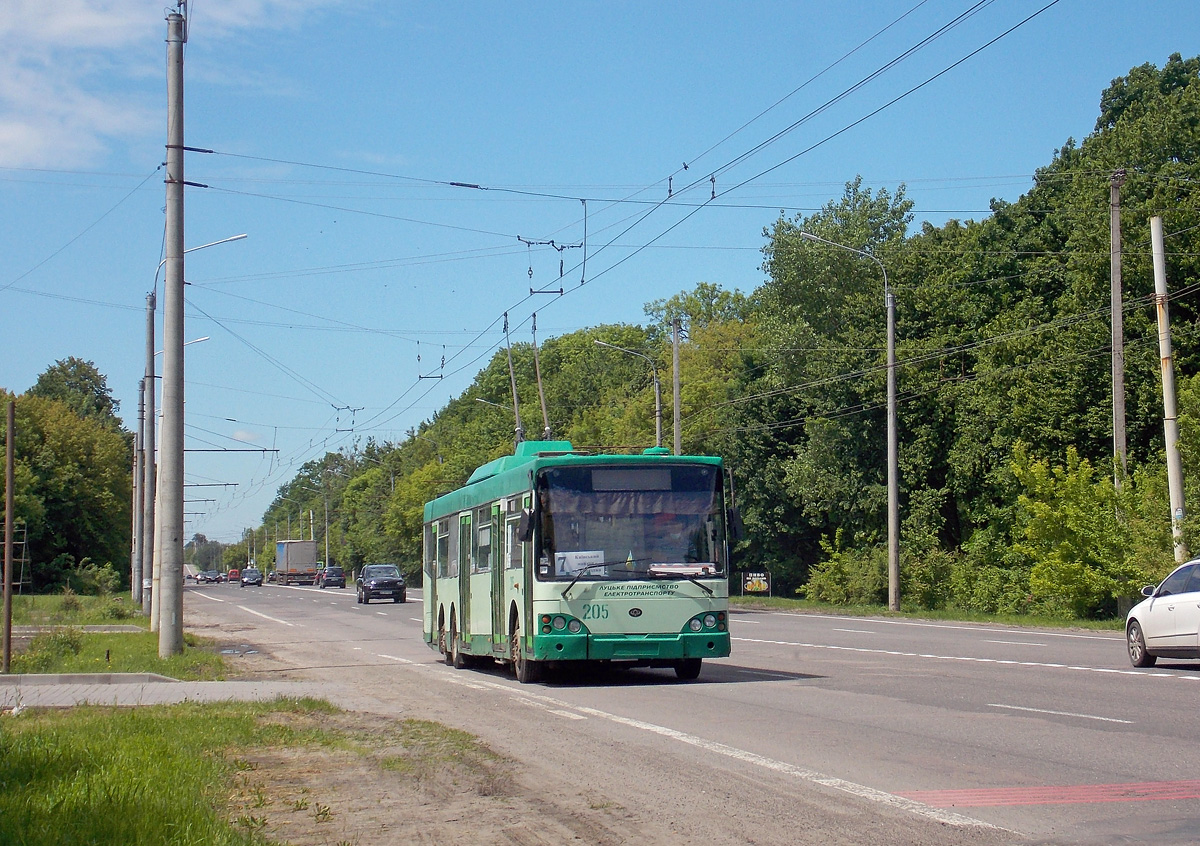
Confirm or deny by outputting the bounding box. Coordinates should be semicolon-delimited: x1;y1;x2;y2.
422;440;734;683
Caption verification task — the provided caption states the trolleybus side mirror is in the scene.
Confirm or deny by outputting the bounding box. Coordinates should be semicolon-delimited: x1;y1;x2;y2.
727;507;744;542
516;508;533;542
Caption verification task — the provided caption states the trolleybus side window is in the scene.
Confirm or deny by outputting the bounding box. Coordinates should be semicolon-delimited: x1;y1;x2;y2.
437;518;454;579
424;523;435;578
473;505;492;573
457;514;471;577
506;494;530;570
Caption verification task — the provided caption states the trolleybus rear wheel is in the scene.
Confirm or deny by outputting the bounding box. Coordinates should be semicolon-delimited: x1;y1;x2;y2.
675;658;702;680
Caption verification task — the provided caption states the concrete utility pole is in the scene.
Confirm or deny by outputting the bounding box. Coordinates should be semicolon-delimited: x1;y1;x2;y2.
143;292;156;615
673;318;682;456
800;231;899;612
4;400;14;673
158;8;187;656
1151;216;1188;562
131;380;144;604
1111;169;1128;486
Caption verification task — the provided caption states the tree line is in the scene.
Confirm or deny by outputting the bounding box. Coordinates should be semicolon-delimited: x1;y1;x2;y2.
7;55;1200;618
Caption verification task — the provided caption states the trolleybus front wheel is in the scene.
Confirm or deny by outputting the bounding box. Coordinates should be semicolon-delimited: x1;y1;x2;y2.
510;628;542;684
675;658;702;680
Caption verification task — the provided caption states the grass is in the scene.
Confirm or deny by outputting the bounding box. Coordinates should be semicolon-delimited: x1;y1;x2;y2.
0;700;508;846
7;590;227;679
10;592;148;628
729;594;1127;631
11;629;228;679
0;698;345;846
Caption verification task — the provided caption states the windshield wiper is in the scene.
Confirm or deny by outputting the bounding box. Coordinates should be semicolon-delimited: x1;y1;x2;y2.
648;570;715;595
560;559;647;599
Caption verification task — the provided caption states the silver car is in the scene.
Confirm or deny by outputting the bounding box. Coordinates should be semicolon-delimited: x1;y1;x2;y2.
1126;559;1200;667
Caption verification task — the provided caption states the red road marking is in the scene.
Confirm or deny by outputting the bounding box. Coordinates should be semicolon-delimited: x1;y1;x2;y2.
900;780;1200;807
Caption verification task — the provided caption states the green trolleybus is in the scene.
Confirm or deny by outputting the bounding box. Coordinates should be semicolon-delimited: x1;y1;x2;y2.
423;440;733;682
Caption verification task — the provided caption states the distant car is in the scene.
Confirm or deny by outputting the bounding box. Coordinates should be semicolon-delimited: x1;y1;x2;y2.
356;564;405;604
1127;559;1200;667
227;568;241;584
318;565;346;589
266;570;277;583
240;567;263;586
198;569;220;584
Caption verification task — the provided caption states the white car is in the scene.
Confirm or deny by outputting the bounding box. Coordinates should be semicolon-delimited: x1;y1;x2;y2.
1126;559;1200;667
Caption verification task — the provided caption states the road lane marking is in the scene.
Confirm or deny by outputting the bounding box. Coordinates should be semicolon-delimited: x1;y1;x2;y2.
191;592;226;603
375;657;1000;830
901;780;1200;807
733;636;1200;681
236;606;297;627
376;612;387;616
987;703;1132;723
833;628;876;634
984;640;1045;646
768;612;1119;641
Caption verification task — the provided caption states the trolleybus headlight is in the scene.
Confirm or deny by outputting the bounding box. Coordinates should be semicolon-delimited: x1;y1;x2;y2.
689;618;703;632
703;613;717;629
552;616;566;630
567;619;582;633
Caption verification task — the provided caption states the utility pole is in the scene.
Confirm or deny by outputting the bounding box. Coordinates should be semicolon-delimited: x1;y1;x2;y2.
672;318;682;456
131;380;144;604
158;7;187;656
4;400;14;673
142;291;155;615
1151;216;1188;562
1111;169;1127;486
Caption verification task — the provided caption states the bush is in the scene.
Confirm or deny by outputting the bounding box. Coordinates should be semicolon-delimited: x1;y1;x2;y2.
13;627;84;673
802;530;886;605
58;587;82;614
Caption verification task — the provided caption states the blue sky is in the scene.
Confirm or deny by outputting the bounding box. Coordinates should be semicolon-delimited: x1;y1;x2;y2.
2;0;1198;543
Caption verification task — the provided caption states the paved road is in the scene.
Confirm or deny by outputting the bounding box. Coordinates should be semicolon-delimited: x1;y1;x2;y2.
21;581;1200;845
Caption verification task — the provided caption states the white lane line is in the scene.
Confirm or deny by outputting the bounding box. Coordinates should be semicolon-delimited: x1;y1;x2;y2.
732;636;1200;680
833;628;876;634
984;640;1045;647
378;658;998;830
236;606;297;627
376;611;387;616
190;592;226;603
766;612;1118;641
988;703;1133;724
730;618;760;624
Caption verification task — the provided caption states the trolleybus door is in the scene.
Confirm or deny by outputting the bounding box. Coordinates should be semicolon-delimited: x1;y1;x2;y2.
458;513;471;648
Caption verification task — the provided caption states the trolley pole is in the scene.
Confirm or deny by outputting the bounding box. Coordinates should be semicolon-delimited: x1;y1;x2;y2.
1111;169;1128;486
673;318;682;456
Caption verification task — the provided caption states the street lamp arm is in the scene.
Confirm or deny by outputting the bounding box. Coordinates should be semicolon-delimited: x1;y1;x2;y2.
593;340;663;448
798;231;888;294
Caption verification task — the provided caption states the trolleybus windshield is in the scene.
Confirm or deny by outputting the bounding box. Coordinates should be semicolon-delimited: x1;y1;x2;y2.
535;463;726;581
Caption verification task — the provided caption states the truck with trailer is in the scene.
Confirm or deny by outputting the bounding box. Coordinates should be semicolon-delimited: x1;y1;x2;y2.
276;539;318;586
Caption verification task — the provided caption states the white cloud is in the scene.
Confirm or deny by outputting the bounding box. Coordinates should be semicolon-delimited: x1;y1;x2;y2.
232;429;261;443
0;0;347;168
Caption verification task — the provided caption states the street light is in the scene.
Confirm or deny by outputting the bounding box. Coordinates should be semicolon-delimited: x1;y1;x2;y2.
594;340;662;448
799;231;899;612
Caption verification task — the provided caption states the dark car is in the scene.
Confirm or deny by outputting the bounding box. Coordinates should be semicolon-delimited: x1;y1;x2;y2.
198;569;220;584
318;565;346;589
356;564;405;604
240;567;263;586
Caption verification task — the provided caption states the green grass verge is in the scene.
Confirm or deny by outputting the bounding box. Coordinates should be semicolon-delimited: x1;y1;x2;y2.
0;698;343;846
12;630;228;679
10;592;148;628
729;594;1126;631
